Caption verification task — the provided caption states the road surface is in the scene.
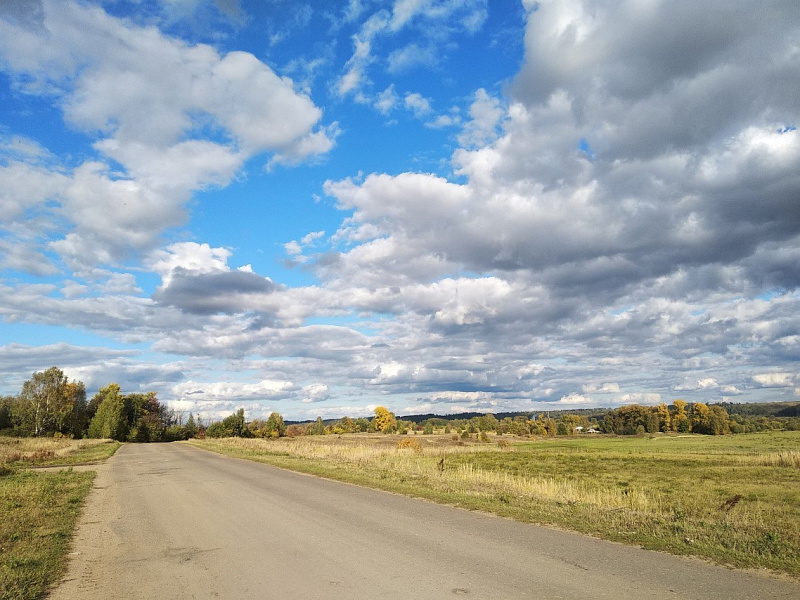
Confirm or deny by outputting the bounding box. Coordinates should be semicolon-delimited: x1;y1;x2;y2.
51;443;799;599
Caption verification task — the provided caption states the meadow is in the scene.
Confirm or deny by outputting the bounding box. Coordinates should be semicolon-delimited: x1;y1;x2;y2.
0;437;120;600
191;431;800;578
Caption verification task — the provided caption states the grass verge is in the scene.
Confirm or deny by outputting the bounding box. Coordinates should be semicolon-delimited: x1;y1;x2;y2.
188;432;800;579
0;438;120;600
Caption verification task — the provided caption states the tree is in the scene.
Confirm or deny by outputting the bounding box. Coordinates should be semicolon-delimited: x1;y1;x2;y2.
185;413;198;438
17;367;74;436
264;412;286;438
0;396;12;431
673;400;690;433
372;406;396;433
205;421;226;438
312;416;325;435
655;403;671;432
223;408;248;437
690;403;730;435
88;384;128;441
476;413;499;432
62;381;88;437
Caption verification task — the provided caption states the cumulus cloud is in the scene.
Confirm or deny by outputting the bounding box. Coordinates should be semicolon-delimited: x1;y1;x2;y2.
2;0;798;418
556;393;592;405
457;88;505;147
582;382;620;394
301;383;330;403
752;373;795;388
674;378;720;392
153;269;280;315
172;379;294;403
0;0;333;272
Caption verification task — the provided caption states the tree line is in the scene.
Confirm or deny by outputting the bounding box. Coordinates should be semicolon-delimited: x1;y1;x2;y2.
4;367;798;441
259;402;800;439
0;367;197;441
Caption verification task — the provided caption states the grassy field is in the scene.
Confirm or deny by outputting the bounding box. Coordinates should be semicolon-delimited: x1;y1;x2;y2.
190;431;800;578
0;438;120;600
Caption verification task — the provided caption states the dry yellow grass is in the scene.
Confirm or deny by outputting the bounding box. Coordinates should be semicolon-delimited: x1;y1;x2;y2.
198;434;654;513
0;437;117;468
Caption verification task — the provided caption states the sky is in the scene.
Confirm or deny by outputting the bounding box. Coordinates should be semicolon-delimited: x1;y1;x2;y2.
0;0;798;422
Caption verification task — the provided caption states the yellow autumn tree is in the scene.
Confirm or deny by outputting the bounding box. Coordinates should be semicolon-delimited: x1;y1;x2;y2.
672;399;689;433
372;406;396;433
655;402;671;432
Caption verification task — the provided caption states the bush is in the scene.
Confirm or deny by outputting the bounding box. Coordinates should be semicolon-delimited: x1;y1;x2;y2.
165;425;189;441
396;438;423;453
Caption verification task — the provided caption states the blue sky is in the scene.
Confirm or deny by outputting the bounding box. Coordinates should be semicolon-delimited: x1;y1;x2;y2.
1;0;799;421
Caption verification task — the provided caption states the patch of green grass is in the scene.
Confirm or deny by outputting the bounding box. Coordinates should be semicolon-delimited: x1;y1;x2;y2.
0;469;95;600
189;432;800;578
0;438;121;600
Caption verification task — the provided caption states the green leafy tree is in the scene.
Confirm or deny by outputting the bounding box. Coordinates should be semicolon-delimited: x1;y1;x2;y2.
224;408;249;437
264;412;286;438
205;421;226;438
88;384;129;441
312;416;325;435
0;396;12;431
185;413;198;438
62;381;88;438
16;367;76;436
476;413;499;432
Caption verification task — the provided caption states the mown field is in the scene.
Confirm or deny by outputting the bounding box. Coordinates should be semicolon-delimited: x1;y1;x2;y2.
190;431;800;578
0;437;120;600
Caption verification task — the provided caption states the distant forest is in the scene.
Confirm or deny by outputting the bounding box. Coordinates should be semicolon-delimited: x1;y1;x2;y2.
2;367;799;441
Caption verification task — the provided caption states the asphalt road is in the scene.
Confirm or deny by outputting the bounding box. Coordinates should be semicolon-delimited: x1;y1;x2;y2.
51;443;799;599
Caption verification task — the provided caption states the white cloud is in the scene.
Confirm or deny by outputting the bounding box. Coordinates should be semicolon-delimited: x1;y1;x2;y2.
674;378;720;392
148;242;232;287
2;0;799;418
404;92;432;118
388;43;436;73
582;382;620;394
556;393;592;405
336;0;487;100
301;383;330;403
457;88;505;147
172;378;294;402
614;393;662;406
0;0;333;272
753;373;795;388
375;84;400;114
